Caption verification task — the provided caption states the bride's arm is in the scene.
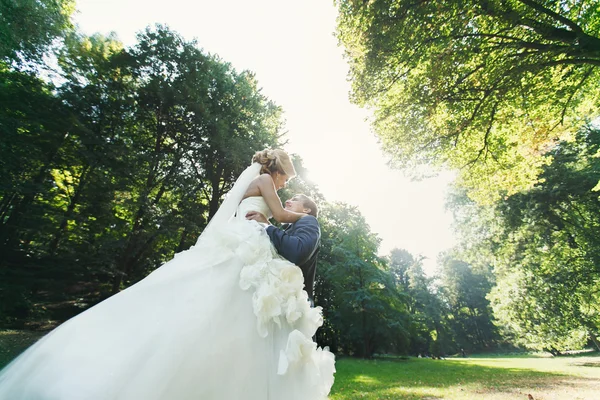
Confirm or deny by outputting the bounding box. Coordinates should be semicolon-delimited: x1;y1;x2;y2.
256;174;305;223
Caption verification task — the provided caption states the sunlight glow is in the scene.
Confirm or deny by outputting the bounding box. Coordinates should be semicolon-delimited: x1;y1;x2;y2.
74;0;456;273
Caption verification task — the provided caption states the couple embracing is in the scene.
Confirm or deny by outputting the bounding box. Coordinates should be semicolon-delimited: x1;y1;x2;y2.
0;149;335;399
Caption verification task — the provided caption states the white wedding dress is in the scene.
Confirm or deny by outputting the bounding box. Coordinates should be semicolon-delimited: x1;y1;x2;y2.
0;165;335;399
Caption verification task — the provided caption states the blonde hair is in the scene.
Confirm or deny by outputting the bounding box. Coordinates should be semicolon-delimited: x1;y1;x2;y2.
252;149;296;178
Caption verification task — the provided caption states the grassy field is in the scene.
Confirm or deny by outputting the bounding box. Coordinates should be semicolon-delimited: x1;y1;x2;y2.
330;354;600;400
2;330;599;399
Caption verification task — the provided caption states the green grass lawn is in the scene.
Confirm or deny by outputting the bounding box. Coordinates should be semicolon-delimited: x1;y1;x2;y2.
2;330;599;399
330;354;600;399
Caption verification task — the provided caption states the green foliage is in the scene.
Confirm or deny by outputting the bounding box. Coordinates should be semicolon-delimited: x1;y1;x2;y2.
438;256;500;352
0;25;281;324
0;17;454;357
449;126;600;352
316;202;409;357
0;0;75;64
388;249;444;355
336;0;600;201
489;127;600;352
386;248;501;356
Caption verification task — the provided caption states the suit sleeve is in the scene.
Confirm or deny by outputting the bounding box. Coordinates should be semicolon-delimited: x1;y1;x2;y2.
266;216;320;266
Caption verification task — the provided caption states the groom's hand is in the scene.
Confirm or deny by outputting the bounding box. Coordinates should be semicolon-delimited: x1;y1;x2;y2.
246;211;270;225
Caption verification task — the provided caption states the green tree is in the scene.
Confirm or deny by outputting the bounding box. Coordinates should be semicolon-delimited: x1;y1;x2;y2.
448;126;600;352
1;0;75;64
438;256;499;352
489;126;600;352
317;203;408;357
0;64;83;324
336;0;600;201
0;25;283;325
388;248;446;355
0;66;78;252
98;26;282;291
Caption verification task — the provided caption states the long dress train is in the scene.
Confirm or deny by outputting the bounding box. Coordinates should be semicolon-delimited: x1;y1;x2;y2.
0;194;335;399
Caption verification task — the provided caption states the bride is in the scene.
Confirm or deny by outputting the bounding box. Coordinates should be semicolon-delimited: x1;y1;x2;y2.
0;149;335;399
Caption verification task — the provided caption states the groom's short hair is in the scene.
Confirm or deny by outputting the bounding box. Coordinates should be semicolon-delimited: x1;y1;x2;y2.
296;194;318;218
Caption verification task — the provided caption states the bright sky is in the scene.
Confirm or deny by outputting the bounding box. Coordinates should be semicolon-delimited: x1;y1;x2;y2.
73;0;456;272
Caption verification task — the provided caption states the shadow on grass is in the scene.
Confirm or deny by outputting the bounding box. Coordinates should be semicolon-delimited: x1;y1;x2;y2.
563;351;600;359
464;349;600;359
329;356;599;400
569;359;600;368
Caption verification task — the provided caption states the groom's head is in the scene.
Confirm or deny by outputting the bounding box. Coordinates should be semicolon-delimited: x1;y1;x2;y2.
285;194;318;218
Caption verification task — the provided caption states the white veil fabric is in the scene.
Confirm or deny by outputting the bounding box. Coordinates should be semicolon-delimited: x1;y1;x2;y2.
197;162;261;243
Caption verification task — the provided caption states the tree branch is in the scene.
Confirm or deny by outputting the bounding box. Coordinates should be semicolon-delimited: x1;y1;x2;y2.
465;101;498;169
559;67;595;125
516;0;583;34
541;58;600;67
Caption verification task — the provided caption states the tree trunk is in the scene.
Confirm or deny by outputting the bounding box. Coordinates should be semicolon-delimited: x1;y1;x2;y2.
362;308;370;357
207;164;224;221
111;200;147;294
48;166;91;255
1;169;50;249
111;117;167;292
176;227;189;253
0;131;68;250
0;192;18;223
590;333;600;352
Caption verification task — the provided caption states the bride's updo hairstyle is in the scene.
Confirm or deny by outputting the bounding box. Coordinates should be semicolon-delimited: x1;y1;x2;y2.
252;149;297;179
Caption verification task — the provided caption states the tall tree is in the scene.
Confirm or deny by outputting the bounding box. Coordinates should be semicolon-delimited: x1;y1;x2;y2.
388;249;445;355
448;126;600;352
0;64;82;325
438;256;499;352
317;203;407;357
102;26;282;291
1;0;75;64
0;25;283;325
0;66;78;252
489;126;600;352
336;0;600;201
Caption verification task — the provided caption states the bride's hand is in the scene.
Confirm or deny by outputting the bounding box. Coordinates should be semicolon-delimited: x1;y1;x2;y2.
246;211;269;225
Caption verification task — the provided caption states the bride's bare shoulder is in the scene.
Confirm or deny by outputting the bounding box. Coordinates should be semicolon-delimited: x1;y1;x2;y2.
243;174;272;199
257;173;274;182
252;174;275;188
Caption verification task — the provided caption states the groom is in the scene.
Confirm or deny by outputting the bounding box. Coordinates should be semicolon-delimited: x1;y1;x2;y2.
246;194;320;304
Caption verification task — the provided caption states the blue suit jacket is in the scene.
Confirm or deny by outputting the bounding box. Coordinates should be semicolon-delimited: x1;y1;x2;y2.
266;216;321;301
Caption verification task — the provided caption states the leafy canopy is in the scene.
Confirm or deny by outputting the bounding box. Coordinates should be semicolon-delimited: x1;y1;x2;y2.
1;0;75;64
336;0;600;201
448;126;600;351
